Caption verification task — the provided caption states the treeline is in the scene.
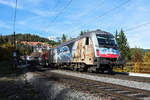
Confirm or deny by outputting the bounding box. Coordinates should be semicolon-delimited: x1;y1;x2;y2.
114;47;150;73
114;29;150;73
115;29;150;62
0;34;57;45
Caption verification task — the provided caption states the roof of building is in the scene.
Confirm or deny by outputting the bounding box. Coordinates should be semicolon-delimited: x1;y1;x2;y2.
21;41;52;47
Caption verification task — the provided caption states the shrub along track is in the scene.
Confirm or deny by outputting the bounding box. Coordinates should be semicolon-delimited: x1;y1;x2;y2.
33;70;150;100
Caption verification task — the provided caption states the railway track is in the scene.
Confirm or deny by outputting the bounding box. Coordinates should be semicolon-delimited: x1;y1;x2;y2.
36;70;150;100
63;78;150;100
58;69;150;83
34;65;150;84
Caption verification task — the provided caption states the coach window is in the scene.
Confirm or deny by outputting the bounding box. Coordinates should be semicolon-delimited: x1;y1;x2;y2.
85;37;89;45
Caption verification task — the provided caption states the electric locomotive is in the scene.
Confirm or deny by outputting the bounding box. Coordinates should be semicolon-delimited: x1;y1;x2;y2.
48;29;123;73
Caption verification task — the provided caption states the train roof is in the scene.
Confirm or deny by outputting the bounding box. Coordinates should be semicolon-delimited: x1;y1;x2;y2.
55;29;113;48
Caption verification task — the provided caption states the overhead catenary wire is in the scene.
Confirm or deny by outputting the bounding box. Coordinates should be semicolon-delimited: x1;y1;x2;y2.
71;0;131;33
66;0;106;38
125;21;150;32
53;0;60;10
44;0;72;35
50;0;73;24
47;0;60;14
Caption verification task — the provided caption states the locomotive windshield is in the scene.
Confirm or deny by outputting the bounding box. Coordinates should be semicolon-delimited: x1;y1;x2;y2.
96;34;118;48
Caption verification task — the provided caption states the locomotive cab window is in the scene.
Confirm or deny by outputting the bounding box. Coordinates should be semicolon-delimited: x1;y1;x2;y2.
96;34;118;49
85;37;89;45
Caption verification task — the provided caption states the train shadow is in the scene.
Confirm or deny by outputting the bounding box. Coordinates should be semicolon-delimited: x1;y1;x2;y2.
113;71;129;75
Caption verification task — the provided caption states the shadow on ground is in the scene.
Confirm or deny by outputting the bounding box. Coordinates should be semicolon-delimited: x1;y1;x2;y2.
0;60;46;100
0;76;45;100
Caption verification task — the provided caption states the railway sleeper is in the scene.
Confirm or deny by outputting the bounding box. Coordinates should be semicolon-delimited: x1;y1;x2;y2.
69;81;150;100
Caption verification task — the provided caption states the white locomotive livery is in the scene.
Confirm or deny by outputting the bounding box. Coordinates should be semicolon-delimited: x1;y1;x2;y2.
48;29;124;73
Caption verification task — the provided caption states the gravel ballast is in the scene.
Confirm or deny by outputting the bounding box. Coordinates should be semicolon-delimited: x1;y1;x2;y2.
25;72;107;100
50;70;150;91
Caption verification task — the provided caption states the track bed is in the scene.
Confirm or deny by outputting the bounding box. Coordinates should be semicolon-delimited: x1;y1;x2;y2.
32;68;150;100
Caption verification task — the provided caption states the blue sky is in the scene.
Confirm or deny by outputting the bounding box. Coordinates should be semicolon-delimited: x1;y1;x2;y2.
0;0;150;49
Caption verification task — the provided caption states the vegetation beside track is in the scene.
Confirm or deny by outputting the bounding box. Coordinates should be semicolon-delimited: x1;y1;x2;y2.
114;62;150;73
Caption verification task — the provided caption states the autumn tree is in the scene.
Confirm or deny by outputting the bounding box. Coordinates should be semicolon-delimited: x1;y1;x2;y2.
132;48;143;62
144;52;150;69
131;48;143;72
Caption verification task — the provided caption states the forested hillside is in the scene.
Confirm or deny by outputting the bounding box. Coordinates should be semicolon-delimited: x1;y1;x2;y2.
0;34;57;45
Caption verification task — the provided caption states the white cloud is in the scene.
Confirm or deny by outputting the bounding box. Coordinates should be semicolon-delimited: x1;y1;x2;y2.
22;0;42;6
31;9;57;17
17;21;26;25
0;0;22;9
0;0;54;17
0;20;11;29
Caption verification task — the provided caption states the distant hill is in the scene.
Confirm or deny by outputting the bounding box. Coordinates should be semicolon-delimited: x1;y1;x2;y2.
143;49;150;53
0;33;57;45
131;48;150;56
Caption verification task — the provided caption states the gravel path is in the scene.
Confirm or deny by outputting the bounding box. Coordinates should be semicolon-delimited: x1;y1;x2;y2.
50;70;150;91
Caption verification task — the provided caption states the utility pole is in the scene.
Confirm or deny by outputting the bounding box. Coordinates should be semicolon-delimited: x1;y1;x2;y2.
13;0;18;74
14;32;16;49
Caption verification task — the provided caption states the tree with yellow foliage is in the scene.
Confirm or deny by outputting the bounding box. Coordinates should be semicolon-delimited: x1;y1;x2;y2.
132;48;143;73
143;52;150;73
144;52;150;65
